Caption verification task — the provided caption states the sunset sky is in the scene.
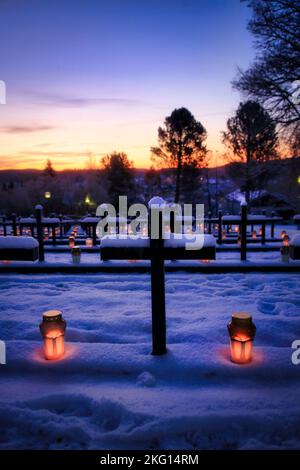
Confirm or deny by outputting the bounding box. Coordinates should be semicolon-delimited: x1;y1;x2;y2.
0;0;254;170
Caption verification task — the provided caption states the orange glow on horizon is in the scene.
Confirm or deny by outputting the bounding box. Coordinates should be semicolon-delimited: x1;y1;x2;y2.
0;151;229;171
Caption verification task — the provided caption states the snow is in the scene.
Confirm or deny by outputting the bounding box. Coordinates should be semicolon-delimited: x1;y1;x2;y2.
222;215;241;221
148;196;165;207
19;217;60;224
101;235;148;247
79;217;100;223
81;216;129;223
0;236;38;249
0;272;300;449
165;234;215;248
100;234;216;249
222;215;268;222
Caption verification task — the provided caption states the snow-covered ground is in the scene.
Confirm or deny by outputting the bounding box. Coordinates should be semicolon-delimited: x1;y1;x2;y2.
0;272;300;449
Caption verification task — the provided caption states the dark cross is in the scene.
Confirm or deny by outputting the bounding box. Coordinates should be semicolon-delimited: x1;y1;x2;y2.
11;213;17;236
35;205;45;262
240;203;247;261
101;209;215;355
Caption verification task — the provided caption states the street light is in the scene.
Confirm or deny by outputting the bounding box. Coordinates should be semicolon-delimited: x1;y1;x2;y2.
44;191;51;199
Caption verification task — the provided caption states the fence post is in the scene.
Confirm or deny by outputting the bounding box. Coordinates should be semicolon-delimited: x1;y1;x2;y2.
3;216;7;236
170;211;175;233
92;224;97;246
11;213;17;236
271;211;275;239
150;207;166;355
35;205;45;262
208;211;212;234
218;210;222;244
240;202;247;261
59;214;63;238
51;226;56;245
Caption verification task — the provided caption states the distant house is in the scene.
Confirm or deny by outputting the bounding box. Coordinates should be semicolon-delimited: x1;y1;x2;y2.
251;190;297;218
224;189;297;218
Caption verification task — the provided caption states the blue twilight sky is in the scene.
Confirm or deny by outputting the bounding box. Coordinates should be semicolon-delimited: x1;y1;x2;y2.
0;0;254;169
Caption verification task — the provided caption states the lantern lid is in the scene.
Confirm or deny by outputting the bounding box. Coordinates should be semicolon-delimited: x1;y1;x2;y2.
231;312;252;324
43;310;62;321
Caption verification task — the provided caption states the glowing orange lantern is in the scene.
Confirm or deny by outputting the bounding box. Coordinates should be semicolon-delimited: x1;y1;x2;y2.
280;235;290;262
227;312;256;364
281;230;287;239
234;226;239;233
258;227;263;236
86;237;93;248
283;234;290;247
69;236;75;248
251;230;257;240
40;310;66;360
71;245;81;263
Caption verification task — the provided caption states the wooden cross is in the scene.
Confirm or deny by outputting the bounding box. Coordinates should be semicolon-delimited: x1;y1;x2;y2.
101;208;216;355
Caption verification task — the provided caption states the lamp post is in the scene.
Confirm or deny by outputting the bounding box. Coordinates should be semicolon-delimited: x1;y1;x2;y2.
85;195;91;212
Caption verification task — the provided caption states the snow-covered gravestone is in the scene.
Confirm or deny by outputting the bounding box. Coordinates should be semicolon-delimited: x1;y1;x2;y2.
289;234;300;260
294;215;300;230
0;236;39;262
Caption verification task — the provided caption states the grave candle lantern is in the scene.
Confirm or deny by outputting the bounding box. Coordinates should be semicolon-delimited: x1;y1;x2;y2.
40;310;66;360
71;245;81;263
280;235;290;262
281;230;287;239
227;313;256;364
251;230;257;240
86;237;93;248
283;234;290;247
69;236;75;248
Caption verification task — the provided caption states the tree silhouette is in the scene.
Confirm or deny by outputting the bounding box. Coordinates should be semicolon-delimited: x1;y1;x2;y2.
43;159;56;178
151;107;207;203
233;1;300;133
222;100;278;205
101;152;136;207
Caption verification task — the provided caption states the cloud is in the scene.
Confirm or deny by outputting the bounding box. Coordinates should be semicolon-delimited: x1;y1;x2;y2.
24;91;140;108
0;125;55;134
19;150;95;158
